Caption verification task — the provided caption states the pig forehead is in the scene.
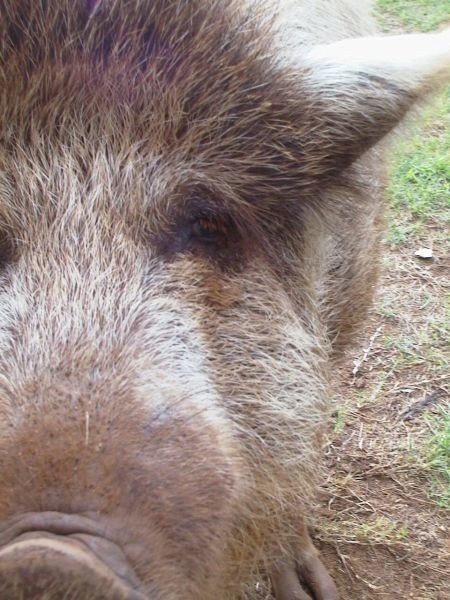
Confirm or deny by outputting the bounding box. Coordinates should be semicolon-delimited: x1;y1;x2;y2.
0;0;270;92
0;0;311;221
0;126;253;210
0;88;284;222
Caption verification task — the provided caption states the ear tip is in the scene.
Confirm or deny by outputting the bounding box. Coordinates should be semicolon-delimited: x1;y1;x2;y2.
440;27;450;46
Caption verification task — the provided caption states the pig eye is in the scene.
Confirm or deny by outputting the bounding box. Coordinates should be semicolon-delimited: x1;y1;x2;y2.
157;207;241;263
190;215;232;246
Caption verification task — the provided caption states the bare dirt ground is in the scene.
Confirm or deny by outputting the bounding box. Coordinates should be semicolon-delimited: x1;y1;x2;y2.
314;230;449;599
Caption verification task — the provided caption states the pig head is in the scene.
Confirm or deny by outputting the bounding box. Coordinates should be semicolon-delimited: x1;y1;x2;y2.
0;1;449;598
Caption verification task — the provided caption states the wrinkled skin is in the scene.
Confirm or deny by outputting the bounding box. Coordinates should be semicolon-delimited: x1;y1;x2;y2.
1;1;449;598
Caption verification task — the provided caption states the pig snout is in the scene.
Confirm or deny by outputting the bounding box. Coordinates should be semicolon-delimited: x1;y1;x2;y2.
0;398;241;599
0;513;148;599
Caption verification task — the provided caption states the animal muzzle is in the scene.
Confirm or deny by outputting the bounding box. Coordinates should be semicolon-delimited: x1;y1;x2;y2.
0;512;147;600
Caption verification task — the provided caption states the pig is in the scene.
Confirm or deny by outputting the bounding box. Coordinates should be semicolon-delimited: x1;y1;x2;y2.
0;1;449;598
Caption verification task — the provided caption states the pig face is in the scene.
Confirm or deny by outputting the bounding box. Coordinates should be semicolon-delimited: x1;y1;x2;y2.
1;1;449;598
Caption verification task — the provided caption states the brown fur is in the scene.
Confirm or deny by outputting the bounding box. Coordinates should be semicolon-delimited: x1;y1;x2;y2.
0;1;447;598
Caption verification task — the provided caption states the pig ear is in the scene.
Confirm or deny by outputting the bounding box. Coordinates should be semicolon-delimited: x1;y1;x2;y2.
296;28;450;176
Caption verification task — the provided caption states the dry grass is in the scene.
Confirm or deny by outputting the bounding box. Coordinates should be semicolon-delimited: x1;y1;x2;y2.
316;244;449;598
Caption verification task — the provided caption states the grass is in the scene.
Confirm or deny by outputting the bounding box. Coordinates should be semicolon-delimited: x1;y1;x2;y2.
320;516;410;545
423;406;450;508
384;88;450;245
333;404;348;434
376;0;450;32
379;317;449;369
377;0;450;245
355;517;409;544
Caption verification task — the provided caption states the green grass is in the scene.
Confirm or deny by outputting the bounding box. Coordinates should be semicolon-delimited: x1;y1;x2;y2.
376;0;450;32
320;515;410;545
384;88;450;244
379;310;449;369
355;516;409;543
375;0;450;245
423;406;450;508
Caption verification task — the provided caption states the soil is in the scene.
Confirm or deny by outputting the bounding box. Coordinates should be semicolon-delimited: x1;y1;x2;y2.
314;231;450;599
316;11;449;597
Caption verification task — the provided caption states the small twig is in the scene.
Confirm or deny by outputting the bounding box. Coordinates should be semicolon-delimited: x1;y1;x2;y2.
352;326;383;380
358;422;364;450
334;544;355;582
85;410;90;446
394;375;449;391
347;490;377;514
401;390;440;421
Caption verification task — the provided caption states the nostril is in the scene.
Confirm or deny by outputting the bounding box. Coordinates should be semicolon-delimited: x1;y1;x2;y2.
0;534;147;600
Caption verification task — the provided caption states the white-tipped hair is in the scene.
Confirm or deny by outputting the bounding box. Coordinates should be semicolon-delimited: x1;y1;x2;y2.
305;28;450;92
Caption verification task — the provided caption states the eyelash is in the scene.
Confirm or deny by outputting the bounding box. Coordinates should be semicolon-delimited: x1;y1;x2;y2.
155;202;242;263
190;215;231;245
